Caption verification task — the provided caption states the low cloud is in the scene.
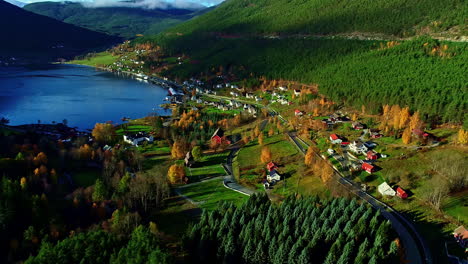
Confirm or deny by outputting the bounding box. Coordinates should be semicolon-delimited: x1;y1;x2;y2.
81;0;208;10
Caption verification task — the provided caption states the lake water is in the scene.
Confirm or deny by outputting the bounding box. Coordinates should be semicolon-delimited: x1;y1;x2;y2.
0;64;170;129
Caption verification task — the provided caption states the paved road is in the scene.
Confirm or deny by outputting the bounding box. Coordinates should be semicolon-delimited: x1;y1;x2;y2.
221;119;269;196
287;133;432;264
223;148;256;196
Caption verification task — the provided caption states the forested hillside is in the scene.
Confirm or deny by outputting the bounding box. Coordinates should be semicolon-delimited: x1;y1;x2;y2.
0;1;118;56
165;0;467;37
185;194;398;264
24;2;210;39
139;36;467;124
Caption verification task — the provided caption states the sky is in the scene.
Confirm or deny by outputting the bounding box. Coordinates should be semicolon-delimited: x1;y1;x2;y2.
16;0;224;8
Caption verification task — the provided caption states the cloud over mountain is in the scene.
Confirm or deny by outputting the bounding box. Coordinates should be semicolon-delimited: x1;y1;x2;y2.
81;0;209;10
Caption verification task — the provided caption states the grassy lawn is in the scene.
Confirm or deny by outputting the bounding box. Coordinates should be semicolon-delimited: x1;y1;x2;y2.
238;134;298;168
152;195;200;237
72;169;100;187
186;164;226;182
143;155;170;170
178;179;248;210
203;107;241;116
69;52;118;67
442;189;468;224
139;144;171;156
195;151;229;167
116;124;152;135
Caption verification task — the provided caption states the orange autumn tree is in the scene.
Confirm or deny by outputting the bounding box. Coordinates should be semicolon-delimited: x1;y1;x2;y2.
258;133;264;146
171;140;186;159
304;146;319;167
260;147;272;163
402;127;412;144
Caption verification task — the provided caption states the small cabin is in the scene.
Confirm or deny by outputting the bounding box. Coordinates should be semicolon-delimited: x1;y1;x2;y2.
362;162;376;174
330;134;342;144
396;187;408;199
367;151;378;160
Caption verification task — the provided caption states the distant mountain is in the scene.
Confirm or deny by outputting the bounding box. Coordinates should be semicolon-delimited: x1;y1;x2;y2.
4;0;25;7
0;0;119;59
24;2;211;39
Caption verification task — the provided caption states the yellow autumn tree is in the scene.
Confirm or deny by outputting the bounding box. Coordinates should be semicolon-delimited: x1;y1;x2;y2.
409;111;422;131
167;164;185;184
20;177;27;189
402;127;412;144
399;107;411;130
351;113;358;122
457;129;468;145
390;105;402;130
92;123;115;143
34;152;48;166
260;147;272;163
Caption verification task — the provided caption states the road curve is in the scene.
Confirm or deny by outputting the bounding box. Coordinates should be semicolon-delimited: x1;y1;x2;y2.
287;132;432;264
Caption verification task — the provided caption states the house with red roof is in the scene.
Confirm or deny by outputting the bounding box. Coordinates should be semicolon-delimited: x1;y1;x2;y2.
211;128;231;145
294;109;303;116
266;162;278;172
396;187;408;199
362;162;376;173
329;134;342;144
367;151;378;160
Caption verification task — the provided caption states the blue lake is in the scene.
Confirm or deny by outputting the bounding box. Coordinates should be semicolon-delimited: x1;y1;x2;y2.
0;64;170;129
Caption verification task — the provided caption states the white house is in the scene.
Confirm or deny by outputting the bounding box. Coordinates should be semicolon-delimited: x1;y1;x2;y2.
294;89;301;96
267;170;281;182
378;182;396;196
123;132;154;146
278;86;287;91
246;93;254;99
349;141;368;154
329;134;342;144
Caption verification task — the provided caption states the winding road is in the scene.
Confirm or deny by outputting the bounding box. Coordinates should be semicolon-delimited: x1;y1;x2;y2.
287;132;432;264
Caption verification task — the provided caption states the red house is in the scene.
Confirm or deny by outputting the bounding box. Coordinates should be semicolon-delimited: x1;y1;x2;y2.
362;163;376;174
294;109;303;116
396;187;408;199
266;162;278;172
211;128;231;145
367;151;378;160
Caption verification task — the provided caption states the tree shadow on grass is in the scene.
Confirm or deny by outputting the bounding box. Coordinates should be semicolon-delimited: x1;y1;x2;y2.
397;209;451;263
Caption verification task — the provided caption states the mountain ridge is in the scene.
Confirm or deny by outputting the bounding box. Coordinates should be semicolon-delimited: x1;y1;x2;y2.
24;1;212;39
0;0;119;59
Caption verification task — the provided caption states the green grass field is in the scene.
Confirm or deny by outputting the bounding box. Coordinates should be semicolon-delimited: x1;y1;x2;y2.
69;52;118;67
116;124;152;135
238;134;298;168
442;190;468;224
186;164;226;182
178;179;248;210
152;195;199;237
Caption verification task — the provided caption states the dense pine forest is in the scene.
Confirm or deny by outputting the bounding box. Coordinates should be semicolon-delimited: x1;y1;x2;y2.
160;0;466;37
24;226;170;264
184;194;398;264
139;36;467;124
